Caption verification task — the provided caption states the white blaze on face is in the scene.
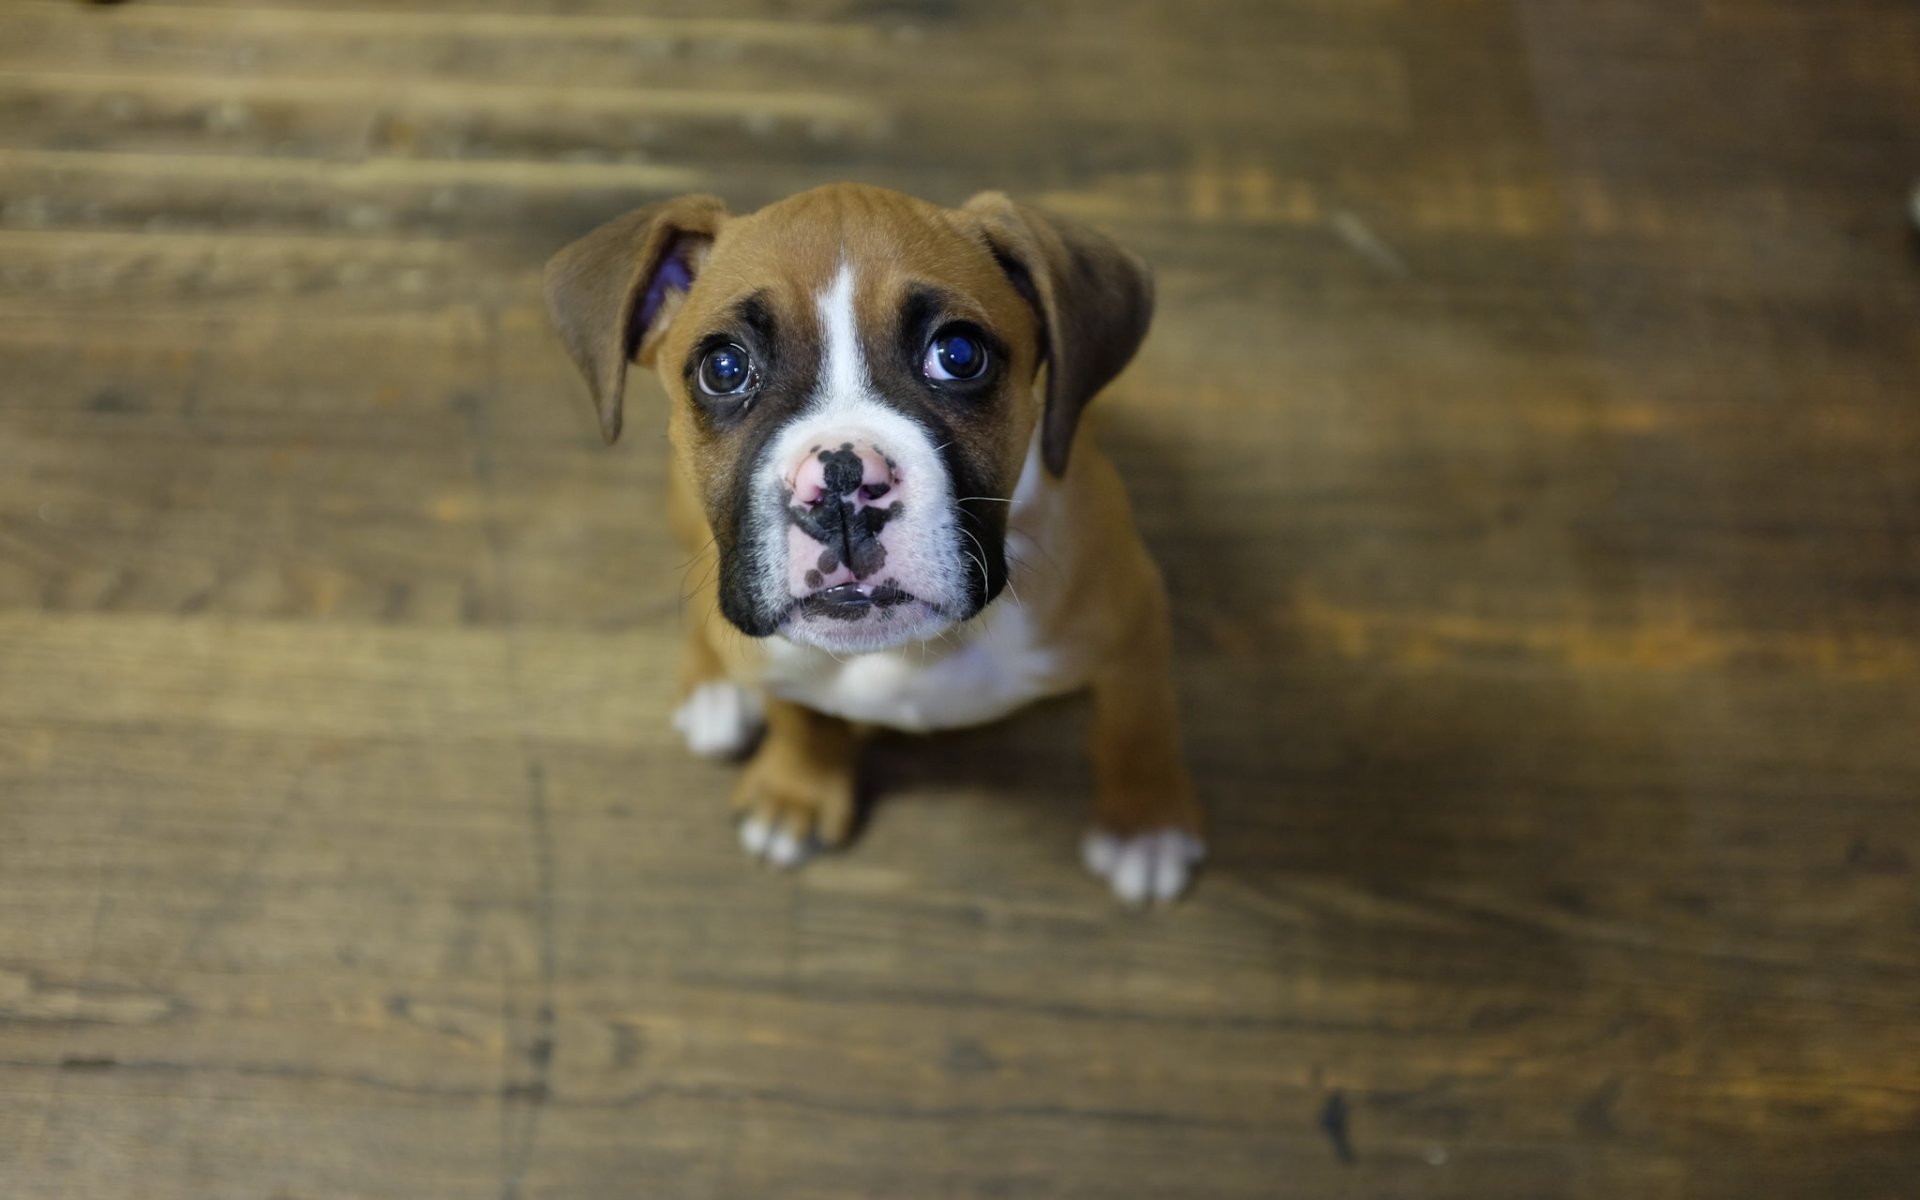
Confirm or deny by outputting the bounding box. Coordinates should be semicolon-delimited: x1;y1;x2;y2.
819;264;865;412
750;263;964;650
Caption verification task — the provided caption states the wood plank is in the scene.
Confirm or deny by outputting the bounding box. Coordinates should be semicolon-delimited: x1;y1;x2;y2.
2;0;1918;1196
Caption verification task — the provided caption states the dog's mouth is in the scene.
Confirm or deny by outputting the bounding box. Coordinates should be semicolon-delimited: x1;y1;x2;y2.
775;580;952;651
792;580;921;621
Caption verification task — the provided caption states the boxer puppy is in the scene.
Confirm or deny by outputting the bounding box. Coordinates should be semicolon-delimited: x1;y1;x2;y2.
544;184;1203;904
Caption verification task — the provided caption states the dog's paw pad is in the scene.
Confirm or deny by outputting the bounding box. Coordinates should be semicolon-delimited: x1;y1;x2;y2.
672;681;765;759
738;812;813;870
1082;828;1205;906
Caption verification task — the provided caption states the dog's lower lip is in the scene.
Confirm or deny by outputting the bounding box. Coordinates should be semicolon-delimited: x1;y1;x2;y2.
816;582;873;611
808;582;913;607
778;585;933;628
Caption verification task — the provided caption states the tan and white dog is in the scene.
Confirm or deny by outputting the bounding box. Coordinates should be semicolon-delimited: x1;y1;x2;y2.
544;184;1203;904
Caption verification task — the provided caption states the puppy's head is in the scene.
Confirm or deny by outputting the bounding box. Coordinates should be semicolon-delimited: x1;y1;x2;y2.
545;184;1152;654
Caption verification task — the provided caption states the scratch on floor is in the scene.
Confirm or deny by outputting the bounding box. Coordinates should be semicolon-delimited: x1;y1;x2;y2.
1320;1090;1356;1165
1330;210;1410;278
499;759;558;1200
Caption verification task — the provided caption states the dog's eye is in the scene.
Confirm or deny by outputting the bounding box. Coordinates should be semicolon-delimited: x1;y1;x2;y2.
922;329;988;383
697;343;755;397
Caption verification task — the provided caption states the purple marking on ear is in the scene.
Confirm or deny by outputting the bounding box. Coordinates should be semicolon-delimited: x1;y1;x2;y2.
637;248;694;335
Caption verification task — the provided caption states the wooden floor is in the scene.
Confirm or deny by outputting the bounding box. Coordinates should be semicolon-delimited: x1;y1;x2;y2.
4;1;1919;1196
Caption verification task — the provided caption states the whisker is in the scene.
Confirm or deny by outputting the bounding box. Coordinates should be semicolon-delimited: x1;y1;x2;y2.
958;526;1011;609
960;537;1006;606
1006;549;1036;591
966;551;990;602
1020;536;1063;576
679;554;720;605
677;531;721;571
995;542;1030;607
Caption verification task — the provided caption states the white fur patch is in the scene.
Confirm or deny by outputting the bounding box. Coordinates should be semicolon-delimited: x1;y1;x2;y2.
671;680;765;759
1082;829;1205;906
748;263;965;651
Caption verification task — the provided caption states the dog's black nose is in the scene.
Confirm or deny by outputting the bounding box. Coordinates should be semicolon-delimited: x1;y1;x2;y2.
789;439;899;510
819;446;867;498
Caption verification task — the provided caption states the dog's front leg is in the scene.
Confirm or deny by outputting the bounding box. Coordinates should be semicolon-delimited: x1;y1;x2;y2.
1082;584;1206;906
733;696;859;868
666;465;768;760
670;605;766;760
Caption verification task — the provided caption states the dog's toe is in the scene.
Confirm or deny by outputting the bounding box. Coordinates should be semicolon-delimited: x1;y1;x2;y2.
672;681;765;759
1082;828;1205;906
737;809;817;870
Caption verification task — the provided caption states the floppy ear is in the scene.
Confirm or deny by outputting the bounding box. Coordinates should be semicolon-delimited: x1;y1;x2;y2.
962;192;1155;476
542;194;728;443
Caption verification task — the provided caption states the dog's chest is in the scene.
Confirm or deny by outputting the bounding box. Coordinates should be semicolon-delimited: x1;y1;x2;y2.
761;590;1078;732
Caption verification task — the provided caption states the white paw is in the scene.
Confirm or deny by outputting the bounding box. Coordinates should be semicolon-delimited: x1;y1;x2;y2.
671;681;765;759
738;813;811;870
1082;829;1205;906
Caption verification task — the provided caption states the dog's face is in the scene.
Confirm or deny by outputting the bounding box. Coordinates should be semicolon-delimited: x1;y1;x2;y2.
545;185;1152;654
653;190;1040;653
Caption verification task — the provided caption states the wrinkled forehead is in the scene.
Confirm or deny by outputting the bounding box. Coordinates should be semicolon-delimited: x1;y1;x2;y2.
681;193;1036;352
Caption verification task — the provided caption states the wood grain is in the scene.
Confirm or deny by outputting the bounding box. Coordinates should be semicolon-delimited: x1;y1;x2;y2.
3;1;1918;1197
